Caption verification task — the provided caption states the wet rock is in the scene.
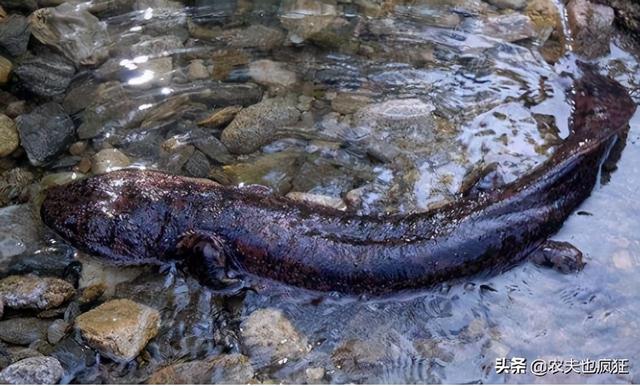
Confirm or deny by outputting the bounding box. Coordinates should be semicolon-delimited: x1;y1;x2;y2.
331;93;373;115
187;59;209;81
91;148;130;175
147;354;254;384
0;114;18;157
0;356;63;384
484;0;526;10
248;60;298;90
184;81;263;108
526;0;566;63
63;77;99;116
332;337;397;380
29;3;109;66
0;275;75;310
4;244;77;281
223;24;285;51
221;96;301;154
16;102;75;166
75;299;160;362
240;308;309;366
46;320;69;345
77;82;138;139
128;57;173;89
280;0;338;44
183;150;210;178
14;50;75;98
594;0;640;35
531;240;586;273
567;0;615;59
0;56;11;85
0;204;42;260
305;367;326;382
479;14;537;42
0;14;29;57
49;336;96;380
286;191;347;210
0;318;50;345
220;152;302;195
197;106;242;128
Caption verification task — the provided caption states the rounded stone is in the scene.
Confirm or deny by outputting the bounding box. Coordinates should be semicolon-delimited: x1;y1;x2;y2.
0;114;18;157
0;356;63;384
240;308;309;366
74;299;160;362
91;148;130;174
0;275;75;310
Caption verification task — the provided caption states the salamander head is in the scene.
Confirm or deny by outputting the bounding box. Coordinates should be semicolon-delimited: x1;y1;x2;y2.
41;169;184;265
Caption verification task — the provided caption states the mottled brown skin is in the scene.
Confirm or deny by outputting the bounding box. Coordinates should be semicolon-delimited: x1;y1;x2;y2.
41;68;636;294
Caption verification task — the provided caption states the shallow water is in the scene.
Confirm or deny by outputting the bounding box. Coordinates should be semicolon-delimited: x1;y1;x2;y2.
0;0;639;383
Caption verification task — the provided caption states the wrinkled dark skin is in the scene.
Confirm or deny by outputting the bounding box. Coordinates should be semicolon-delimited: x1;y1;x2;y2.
41;68;636;294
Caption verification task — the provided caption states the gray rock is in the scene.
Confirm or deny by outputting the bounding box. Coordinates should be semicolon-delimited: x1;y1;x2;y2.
29;3;110;66
0;1;37;12
183;149;210;178
0;275;75;311
0;205;42;261
221;96;301;154
484;0;527;10
0;356;63;384
0;318;50;345
180;81;263;108
248;60;298;89
191;129;233;164
47;320;69;345
567;0;615;58
16;103;75;166
77;82;139;139
147;354;254;384
240;308;309;366
14;50;75;98
594;0;640;35
0;15;30;56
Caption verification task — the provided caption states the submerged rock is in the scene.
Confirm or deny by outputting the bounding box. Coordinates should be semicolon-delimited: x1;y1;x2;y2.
484;0;526;10
0;275;75;311
240;308;309;366
248;60;298;90
0;14;30;57
0;204;43;260
567;0;615;59
0;356;63;384
220;152;302;195
0;55;11;85
286;191;347;210
0;114;18;157
16;103;75;166
0;317;50;345
29;3;109;66
91;149;130;175
221;96;301;154
525;0;566;63
75;299;160;362
147;354;254;384
14;50;75;98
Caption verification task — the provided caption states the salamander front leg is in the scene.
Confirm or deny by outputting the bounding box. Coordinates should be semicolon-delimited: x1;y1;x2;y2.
530;240;586;274
177;231;245;293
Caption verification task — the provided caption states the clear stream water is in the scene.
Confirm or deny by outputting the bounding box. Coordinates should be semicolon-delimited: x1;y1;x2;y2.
0;0;639;383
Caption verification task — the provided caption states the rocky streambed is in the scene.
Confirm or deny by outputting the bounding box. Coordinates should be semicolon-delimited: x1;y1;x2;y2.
0;0;639;384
